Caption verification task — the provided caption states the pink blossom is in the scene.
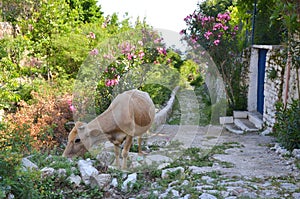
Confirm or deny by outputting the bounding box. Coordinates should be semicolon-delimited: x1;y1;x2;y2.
179;29;186;35
204;31;213;40
223;25;229;31
119;42;135;54
138;40;143;46
217;12;231;22
105;76;119;87
90;48;99;55
69;105;76;112
88;32;96;39
234;26;239;31
127;53;136;60
213;40;220;46
154;38;162;44
184;15;192;22
138;51;145;59
213;23;223;30
67;99;72;106
103;53;114;60
157;47;167;55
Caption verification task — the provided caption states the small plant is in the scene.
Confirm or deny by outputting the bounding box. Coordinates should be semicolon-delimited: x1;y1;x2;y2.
274;100;300;151
267;67;277;80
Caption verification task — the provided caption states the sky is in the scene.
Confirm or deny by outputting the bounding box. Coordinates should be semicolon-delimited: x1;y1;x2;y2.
98;0;200;33
98;0;200;50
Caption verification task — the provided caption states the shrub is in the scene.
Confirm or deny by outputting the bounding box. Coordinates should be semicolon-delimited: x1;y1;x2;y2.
274;100;300;151
4;84;73;152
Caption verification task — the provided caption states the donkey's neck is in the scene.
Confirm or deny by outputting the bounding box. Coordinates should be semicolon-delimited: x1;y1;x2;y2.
89;109;117;133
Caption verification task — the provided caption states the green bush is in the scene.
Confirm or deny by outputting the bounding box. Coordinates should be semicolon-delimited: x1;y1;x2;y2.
274;100;300;151
141;84;171;108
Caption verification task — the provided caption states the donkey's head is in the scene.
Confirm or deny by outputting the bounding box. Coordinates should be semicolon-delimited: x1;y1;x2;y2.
62;121;88;158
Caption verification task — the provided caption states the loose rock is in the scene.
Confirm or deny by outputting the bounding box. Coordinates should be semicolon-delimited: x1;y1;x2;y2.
161;167;184;179
122;173;137;192
90;173;111;191
67;174;81;186
78;159;99;185
22;158;38;170
40;167;55;178
199;193;217;199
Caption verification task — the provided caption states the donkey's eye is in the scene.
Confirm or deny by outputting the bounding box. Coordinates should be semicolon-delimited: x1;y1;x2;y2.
74;138;81;143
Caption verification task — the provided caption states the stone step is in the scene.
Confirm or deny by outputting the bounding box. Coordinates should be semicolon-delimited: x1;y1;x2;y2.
225;124;244;134
234;119;259;132
248;111;263;129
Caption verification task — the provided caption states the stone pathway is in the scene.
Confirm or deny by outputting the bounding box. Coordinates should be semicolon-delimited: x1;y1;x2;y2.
140;86;300;198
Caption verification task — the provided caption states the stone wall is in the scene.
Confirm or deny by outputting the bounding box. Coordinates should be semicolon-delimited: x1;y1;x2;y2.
263;47;285;127
248;45;300;128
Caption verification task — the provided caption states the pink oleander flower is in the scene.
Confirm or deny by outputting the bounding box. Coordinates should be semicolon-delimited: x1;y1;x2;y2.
217;12;231;22
223;25;229;31
127;53;136;60
184;15;192;22
204;31;213;40
119;42;135;54
69;105;76;112
103;53;114;60
179;29;186;35
213;23;223;30
138;40;143;46
105;76;120;87
213;39;220;46
138;51;145;59
234;25;239;31
157;47;167;55
88;32;96;39
90;48;99;55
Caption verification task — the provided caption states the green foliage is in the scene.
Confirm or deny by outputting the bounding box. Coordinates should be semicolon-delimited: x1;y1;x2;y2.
274;100;300;151
141;84;172;107
235;0;283;46
200;0;233;17
180;60;203;87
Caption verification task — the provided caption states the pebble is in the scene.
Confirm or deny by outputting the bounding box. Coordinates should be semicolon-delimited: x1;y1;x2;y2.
199;193;217;199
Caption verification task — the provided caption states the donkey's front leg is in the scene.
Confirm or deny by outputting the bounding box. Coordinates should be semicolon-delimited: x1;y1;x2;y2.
121;135;133;170
114;145;120;168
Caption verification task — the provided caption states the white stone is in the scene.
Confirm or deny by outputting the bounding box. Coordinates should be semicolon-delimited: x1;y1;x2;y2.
180;194;191;199
161;167;184;179
7;193;14;199
22;157;38;170
78;159;99;185
219;117;234;124
96;151;115;167
111;178;118;188
171;189;180;197
292;193;300;199
90;174;111;191
40;167;55;177
56;168;66;177
280;183;297;191
122;173;137;192
157;162;170;170
233;111;248;119
292;149;300;159
146;154;172;165
67;174;81;186
199;193;217;199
